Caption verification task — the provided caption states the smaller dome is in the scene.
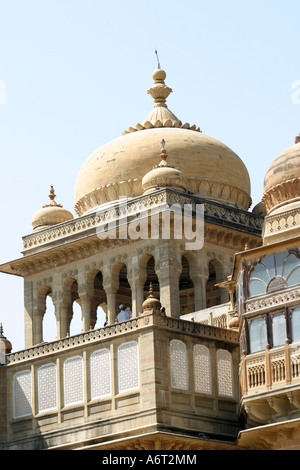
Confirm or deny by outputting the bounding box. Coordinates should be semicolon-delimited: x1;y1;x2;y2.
262;134;300;214
142;283;162;315
252;201;266;216
142;139;187;194
0;323;12;364
32;186;73;232
229;312;239;330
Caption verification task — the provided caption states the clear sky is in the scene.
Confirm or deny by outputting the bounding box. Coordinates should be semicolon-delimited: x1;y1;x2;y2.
0;0;299;351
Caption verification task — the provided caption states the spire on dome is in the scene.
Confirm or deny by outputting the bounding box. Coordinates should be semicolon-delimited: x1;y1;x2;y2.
43;185;63;208
121;66;201;135
155;139;172;168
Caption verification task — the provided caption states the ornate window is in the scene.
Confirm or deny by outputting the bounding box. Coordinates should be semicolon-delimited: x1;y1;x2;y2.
271;311;287;347
13;370;32;419
118;341;139;393
249;316;268;353
63;356;84;406
193;344;211;394
291;307;300;343
170;339;188;390
90;349;111;400
217;349;233;397
248;250;300;298
38;363;57;413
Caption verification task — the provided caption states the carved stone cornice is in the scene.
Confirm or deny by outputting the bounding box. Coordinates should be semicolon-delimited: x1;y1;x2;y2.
22;189;262;255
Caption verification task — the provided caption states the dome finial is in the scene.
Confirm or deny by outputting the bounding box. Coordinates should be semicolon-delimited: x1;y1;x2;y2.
43;185;62;208
295;133;300;144
157;139;170;167
147;66;172;108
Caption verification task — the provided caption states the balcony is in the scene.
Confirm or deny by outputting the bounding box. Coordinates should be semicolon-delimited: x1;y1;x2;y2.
240;340;300;423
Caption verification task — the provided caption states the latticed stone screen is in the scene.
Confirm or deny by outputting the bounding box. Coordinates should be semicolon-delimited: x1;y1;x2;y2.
193;344;211;394
217;349;233;397
170;339;189;390
38;363;57;413
63;356;84;406
13;370;32;419
90;348;111;399
118;341;139;393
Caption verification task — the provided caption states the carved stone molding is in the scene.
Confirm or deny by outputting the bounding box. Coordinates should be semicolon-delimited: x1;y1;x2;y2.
246;286;300;313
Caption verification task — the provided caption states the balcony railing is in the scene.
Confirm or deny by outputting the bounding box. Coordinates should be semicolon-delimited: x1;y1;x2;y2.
240;340;300;396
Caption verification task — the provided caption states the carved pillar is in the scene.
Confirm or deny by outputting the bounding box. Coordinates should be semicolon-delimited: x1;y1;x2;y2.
79;293;93;331
189;253;209;311
53;298;70;339
24;279;34;348
106;290;118;324
33;302;43;345
77;267;94;332
155;241;181;318
102;266;119;325
190;273;208;311
127;261;147;317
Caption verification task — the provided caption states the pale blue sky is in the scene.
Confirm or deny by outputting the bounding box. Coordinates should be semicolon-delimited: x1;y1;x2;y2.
0;0;299;351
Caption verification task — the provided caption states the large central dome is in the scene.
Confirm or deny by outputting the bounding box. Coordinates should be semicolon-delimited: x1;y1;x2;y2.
74;69;251;216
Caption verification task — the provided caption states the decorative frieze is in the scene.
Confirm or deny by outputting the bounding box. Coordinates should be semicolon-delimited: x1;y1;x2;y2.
246;287;300;313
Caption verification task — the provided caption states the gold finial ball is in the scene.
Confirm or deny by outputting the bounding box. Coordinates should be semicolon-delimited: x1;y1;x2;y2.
152;68;166;82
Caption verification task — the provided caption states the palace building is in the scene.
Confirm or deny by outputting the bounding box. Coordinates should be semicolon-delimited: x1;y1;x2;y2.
0;66;300;450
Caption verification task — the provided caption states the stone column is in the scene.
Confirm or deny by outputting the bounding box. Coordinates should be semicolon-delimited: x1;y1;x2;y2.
127;260;147;317
53;297;70;339
190;273;208;311
106;289;118;324
189;252;209;311
24;279;34;348
102;266;119;325
155;241;181;318
33;301;43;345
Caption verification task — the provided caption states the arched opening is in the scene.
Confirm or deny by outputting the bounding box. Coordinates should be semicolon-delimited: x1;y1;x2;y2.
65;278;81;336
206;261;221;308
92;271;107;328
114;263;132;321
43;295;56;342
143;256;159;300
39;285;56;343
179;255;194;315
